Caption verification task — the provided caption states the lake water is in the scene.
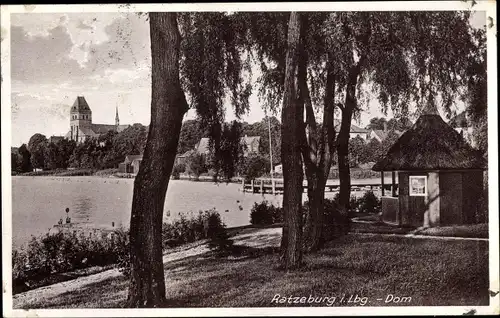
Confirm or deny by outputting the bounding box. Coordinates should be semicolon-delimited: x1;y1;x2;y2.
11;176;386;248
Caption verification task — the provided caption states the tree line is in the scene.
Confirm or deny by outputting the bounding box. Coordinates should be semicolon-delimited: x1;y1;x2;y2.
11;124;148;173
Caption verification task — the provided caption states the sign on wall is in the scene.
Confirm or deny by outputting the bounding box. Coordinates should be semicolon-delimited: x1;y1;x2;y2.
409;176;427;196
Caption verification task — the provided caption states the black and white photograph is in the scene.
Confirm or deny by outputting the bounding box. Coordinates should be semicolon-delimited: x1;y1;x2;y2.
1;2;498;316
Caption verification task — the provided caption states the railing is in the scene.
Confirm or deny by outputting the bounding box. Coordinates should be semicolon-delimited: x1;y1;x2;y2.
242;178;398;195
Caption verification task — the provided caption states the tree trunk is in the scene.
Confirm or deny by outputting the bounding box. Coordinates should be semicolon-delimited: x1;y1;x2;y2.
279;12;304;270
126;13;188;308
303;172;326;251
302;54;336;252
337;64;360;232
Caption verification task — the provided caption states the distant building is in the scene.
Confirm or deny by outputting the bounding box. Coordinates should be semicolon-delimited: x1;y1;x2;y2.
194;135;261;157
334;120;370;141
118;154;143;174
65;96;130;143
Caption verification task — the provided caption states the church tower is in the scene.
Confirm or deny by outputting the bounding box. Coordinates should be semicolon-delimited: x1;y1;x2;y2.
115;106;120;127
70;96;92;142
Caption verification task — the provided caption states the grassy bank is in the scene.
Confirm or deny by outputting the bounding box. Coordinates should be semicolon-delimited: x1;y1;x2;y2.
16;168;119;177
14;232;489;308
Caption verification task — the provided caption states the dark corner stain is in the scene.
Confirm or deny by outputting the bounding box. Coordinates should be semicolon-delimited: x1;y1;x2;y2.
463;309;477;316
487;17;495;29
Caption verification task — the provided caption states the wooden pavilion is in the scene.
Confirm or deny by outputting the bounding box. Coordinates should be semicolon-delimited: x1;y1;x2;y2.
372;103;487;228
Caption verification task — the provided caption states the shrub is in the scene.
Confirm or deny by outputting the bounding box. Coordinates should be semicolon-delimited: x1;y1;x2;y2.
12;229;129;293
171;163;186;180
206;211;233;253
161;209;229;249
250;201;282;226
357;191;381;214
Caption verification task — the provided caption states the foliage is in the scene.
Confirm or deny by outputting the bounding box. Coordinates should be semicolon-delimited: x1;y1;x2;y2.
161;209;228;249
28;134;48;170
177;119;207;154
366;117;388;130
356;191;382;214
207;120;245;182
17;144;32;172
178;12;252;151
348;136;366;167
366;117;412;132
249;201;283;226
171;163;186;180
241;116;282;166
12;229;128;293
239;153;269;182
206;212;234;253
185;151;208;180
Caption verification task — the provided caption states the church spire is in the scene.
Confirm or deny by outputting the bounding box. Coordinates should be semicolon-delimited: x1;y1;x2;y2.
115;106;120;126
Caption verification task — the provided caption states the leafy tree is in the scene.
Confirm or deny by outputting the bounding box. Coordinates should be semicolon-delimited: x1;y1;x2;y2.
11;151;20;173
362;138;383;164
239;11;482;253
208;120;245;182
185;151;207;181
348;136;366;167
28;134;48;170
380;130;400;158
366;117;388;130
387;117;413;132
17;144;32;172
43;142;59;170
461;27;487;155
127;12;251;306
56;139;77;169
241;116;282;166
239;153;269;182
177;119;206;154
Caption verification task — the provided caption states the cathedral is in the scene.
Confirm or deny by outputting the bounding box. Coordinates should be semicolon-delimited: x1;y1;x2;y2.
65;96;130;143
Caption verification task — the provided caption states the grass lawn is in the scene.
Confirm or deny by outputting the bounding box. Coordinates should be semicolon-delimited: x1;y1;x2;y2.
413;223;489;239
17;233;489;309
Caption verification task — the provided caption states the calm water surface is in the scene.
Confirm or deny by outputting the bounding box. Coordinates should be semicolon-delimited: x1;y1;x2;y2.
12;176;285;248
12;175;388;248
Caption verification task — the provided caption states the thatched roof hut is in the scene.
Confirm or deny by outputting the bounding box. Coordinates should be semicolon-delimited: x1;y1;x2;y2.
372;103;487;228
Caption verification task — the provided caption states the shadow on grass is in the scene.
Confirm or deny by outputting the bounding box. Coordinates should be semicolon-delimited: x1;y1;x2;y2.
17;234;490;309
19;275;129;309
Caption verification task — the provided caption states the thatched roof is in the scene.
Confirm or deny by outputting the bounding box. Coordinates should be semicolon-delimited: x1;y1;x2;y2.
372;105;486;171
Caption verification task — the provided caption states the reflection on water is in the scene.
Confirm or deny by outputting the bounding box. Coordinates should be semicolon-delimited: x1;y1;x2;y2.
72;196;94;222
12;176;379;248
11;176;283;248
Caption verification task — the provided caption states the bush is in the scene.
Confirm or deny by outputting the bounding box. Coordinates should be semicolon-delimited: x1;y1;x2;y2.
206;212;233;253
356;191;381;214
171;163;186;180
161;209;229;249
250;201;283;226
302;197;350;240
12;229;129;293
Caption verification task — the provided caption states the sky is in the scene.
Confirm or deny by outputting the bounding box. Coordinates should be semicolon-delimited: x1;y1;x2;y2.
9;11;487;147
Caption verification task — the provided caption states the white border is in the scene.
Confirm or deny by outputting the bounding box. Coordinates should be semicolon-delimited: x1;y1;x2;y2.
409;175;427;197
1;1;498;317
